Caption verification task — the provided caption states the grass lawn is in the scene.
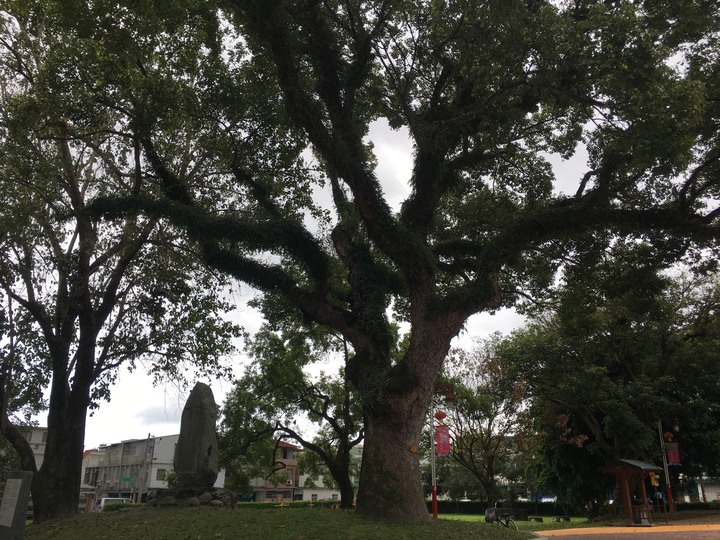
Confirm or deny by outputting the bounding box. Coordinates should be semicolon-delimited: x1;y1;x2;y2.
24;506;534;540
440;513;594;532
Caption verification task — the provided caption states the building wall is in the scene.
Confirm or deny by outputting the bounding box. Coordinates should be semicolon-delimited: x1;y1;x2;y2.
18;426;47;469
92;437;154;501
81;449;105;487
250;442;302;502
296;475;341;502
700;479;720;502
147;434;178;490
248;443;362;503
83;432;225;505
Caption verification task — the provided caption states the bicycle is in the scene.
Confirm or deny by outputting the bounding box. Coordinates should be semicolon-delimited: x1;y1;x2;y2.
484;500;518;530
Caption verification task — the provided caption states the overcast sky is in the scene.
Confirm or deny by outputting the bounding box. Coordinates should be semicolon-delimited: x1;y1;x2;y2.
75;119;586;450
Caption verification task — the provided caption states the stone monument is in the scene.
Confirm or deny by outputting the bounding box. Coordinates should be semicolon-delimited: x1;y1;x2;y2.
0;471;33;540
173;382;219;488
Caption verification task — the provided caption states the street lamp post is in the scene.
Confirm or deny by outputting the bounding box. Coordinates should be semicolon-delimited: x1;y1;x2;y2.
657;420;676;513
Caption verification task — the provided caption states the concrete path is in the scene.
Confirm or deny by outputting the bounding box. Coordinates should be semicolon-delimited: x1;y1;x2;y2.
536;524;720;539
534;512;720;540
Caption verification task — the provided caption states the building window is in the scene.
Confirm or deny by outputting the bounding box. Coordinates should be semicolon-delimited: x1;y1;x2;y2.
156;469;167;481
311;494;318;502
42;431;48;443
331;494;338;500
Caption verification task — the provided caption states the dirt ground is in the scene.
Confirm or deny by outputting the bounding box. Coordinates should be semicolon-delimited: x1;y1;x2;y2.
664;510;720;525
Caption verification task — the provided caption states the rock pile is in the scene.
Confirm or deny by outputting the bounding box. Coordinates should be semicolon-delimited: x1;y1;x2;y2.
145;487;237;509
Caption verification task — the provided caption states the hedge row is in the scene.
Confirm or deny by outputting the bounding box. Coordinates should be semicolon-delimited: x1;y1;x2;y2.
676;501;720;511
425;500;566;516
235;500;348;510
425;499;720;516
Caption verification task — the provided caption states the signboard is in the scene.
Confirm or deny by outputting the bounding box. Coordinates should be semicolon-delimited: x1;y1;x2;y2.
666;443;680;465
435;425;451;457
0;471;33;540
0;479;22;528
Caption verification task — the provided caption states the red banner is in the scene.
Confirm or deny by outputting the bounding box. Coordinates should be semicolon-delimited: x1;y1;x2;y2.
666;443;680;465
435;425;451;457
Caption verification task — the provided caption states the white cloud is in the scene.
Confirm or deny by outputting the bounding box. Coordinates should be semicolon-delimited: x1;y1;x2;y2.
368;119;413;212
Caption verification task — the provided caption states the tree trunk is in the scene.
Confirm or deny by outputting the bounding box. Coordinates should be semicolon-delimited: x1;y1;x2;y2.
31;353;92;523
355;313;464;522
0;420;37;474
338;475;355;509
356;405;429;521
325;446;356;509
32;421;85;523
481;477;497;506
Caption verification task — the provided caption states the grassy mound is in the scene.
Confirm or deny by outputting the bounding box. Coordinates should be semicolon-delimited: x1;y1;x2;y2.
25;506;531;540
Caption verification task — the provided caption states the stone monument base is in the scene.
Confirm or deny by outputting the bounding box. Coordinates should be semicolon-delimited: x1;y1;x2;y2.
146;487;237;509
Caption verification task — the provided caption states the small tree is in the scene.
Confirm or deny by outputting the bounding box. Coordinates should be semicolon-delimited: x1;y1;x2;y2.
443;341;531;505
220;326;363;508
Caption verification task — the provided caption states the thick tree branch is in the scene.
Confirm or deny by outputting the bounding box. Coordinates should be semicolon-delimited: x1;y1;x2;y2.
434;203;719;318
228;0;437;282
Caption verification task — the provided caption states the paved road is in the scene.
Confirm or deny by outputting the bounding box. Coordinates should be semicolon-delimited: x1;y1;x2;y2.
535;524;720;539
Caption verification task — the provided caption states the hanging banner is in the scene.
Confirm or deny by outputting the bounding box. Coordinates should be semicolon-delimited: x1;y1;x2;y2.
666;443;680;465
435;425;451;457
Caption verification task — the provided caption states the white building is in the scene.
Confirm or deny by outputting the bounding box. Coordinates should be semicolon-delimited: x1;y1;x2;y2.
698;477;720;503
250;443;361;504
295;445;362;503
81;433;225;508
18;426;47;469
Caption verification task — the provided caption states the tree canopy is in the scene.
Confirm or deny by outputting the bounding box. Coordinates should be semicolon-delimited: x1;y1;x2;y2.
442;341;531;504
2;0;718;523
219;325;363;507
497;244;720;508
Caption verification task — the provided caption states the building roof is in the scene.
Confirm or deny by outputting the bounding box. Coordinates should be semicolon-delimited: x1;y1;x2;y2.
278;440;303;450
604;459;662;473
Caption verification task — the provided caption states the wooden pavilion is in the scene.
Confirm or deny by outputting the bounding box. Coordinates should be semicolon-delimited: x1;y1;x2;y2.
602;459;663;525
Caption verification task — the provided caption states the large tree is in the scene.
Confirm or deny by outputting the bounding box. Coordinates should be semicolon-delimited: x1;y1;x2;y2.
23;0;720;522
0;6;240;522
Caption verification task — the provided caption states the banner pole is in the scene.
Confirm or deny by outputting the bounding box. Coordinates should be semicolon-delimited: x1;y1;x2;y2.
657;420;675;513
431;406;438;519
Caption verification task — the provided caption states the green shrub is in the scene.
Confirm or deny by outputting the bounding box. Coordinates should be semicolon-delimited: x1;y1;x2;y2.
235;500;346;510
675;501;720;512
102;502;136;512
426;499;569;516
